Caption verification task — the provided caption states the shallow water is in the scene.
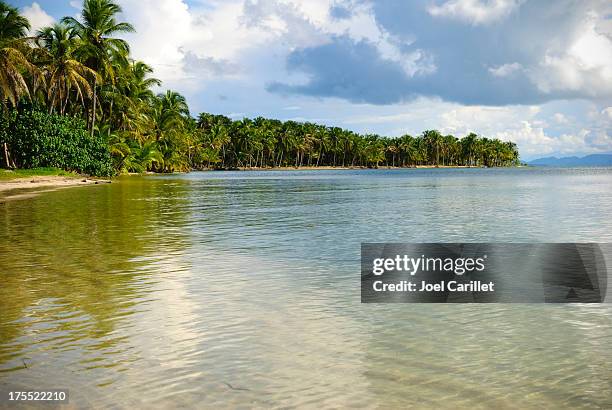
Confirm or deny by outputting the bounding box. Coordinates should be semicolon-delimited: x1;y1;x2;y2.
1;168;611;408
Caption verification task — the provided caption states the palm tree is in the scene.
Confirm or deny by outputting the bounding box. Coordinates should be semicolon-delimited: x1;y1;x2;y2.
0;1;41;109
36;24;100;115
461;133;478;166
210;124;229;167
63;0;135;134
148;90;190;172
422;130;443;166
105;60;160;139
0;1;44;168
315;125;330;167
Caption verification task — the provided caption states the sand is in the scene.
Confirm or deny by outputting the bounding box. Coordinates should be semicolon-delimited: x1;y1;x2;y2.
0;176;111;202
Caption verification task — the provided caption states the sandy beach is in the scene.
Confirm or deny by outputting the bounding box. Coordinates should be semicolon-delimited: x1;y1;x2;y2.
0;176;111;202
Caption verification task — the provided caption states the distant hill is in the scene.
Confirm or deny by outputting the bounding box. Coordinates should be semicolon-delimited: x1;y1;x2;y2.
528;154;612;167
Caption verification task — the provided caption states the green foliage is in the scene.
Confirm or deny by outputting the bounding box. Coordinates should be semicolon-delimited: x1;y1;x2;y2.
1;108;113;175
189;113;520;169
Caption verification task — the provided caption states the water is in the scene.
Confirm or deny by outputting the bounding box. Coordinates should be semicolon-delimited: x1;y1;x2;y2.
1;168;611;408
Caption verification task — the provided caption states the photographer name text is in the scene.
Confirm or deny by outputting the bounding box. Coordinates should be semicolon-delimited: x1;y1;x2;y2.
372;280;495;292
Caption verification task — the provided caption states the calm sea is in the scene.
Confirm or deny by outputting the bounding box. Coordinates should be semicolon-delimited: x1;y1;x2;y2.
1;168;611;408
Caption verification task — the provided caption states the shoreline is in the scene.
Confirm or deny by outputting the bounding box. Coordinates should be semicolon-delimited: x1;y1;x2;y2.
206;165;501;171
0;176;111;202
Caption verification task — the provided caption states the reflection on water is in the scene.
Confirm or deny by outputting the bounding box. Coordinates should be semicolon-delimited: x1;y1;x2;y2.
1;168;611;408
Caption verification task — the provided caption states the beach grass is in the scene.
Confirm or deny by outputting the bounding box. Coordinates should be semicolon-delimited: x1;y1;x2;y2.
0;168;79;181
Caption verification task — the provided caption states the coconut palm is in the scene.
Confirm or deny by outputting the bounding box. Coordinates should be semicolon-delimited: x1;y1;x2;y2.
36;24;100;114
0;1;40;108
104;60;160;139
62;0;135;133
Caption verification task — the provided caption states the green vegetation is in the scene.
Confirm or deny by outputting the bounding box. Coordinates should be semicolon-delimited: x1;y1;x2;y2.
1;106;112;175
194;115;519;169
0;167;77;180
0;0;520;176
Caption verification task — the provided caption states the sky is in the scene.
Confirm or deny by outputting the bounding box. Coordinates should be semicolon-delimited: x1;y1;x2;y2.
11;0;612;160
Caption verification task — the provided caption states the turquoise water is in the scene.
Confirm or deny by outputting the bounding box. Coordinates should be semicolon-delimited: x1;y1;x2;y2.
1;168;611;408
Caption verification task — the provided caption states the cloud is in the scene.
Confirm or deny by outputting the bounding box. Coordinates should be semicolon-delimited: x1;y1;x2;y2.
270;0;612;106
428;0;524;25
118;0;193;85
269;34;542;105
21;2;55;34
118;0;293;90
240;0;328;48
527;17;612;96
495;123;609;157
489;62;522;77
553;113;569;124
181;50;241;77
268;36;418;104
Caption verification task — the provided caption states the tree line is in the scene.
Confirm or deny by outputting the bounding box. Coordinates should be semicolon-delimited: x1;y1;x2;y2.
195;114;519;169
0;0;520;175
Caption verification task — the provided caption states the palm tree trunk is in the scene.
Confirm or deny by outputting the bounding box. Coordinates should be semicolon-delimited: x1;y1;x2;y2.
4;143;12;169
61;93;69;115
91;84;97;137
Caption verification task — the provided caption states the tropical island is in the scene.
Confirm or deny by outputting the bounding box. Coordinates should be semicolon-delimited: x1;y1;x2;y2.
1;0;520;181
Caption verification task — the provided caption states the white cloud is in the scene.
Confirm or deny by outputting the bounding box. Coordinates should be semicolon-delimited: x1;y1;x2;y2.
553;113;569;124
118;0;194;85
21;2;55;35
602;107;612;120
488;62;522;77
495;123;598;157
435;104;540;136
527;15;612;97
117;0;277;90
117;0;436;92
428;0;524;25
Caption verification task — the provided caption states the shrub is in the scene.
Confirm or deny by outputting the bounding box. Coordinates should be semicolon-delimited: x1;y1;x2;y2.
0;108;113;176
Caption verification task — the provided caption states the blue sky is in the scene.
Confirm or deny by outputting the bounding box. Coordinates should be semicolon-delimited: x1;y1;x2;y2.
11;0;612;159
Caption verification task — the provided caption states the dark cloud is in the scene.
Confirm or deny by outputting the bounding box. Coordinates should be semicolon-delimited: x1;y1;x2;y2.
269;0;612;106
268;37;414;104
267;34;547;105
